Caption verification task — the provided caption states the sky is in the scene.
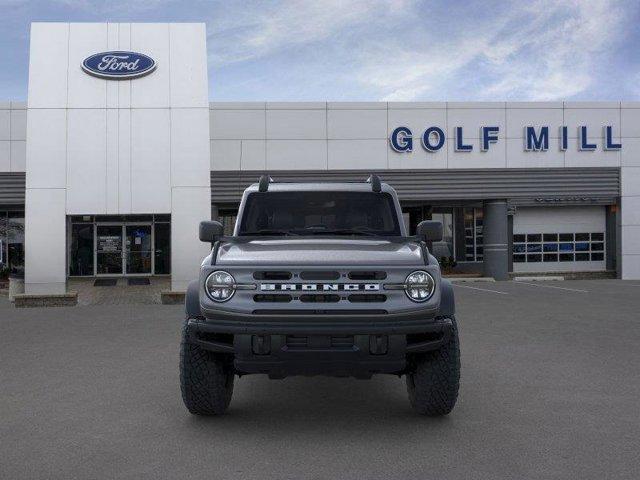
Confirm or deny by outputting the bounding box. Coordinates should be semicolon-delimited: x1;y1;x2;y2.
1;0;639;102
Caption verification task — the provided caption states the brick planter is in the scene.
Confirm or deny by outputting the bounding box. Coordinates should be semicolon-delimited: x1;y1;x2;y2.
14;292;78;308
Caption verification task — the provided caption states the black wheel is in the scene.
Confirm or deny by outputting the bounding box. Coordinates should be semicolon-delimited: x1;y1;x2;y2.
179;320;235;415
406;316;460;416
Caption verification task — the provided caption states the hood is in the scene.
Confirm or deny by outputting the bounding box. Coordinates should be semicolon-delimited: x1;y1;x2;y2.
216;238;425;266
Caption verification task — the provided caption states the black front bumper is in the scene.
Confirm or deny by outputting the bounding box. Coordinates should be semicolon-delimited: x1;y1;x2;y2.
186;314;453;378
196;306;441;335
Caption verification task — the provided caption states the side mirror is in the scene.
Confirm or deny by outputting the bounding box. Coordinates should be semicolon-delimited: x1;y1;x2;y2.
199;221;224;243
416;220;443;242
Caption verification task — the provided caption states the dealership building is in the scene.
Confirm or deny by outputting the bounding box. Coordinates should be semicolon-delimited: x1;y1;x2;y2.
1;22;640;296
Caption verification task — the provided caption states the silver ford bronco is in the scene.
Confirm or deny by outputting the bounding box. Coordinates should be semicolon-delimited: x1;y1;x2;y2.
180;175;460;415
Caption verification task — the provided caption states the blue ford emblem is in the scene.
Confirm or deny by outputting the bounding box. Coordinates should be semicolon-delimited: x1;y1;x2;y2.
82;51;156;80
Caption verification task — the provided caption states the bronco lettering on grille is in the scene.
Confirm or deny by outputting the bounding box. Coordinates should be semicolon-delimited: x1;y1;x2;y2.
260;283;380;291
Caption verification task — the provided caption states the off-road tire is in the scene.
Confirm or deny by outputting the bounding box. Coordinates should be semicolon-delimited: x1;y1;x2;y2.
180;320;235;415
406;316;460;416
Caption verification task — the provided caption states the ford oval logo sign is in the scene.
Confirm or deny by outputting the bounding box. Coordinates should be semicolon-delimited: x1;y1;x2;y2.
82;51;156;80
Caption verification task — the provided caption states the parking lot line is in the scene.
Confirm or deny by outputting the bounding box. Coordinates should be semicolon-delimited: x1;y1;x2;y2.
514;281;588;293
453;284;509;295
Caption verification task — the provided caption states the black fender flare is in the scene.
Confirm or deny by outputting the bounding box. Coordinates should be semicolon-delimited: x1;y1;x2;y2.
437;278;455;318
185;279;203;319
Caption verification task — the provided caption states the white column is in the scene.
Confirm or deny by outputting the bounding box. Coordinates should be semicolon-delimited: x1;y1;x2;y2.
25;189;66;294
621;104;640;279
621;166;640;279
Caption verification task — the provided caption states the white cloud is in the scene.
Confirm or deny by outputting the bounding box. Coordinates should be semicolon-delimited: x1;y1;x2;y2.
357;0;627;101
207;0;630;101
208;0;412;66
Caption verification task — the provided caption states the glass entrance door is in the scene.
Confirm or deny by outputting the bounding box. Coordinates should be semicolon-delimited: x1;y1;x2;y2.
125;225;152;275
96;225;124;275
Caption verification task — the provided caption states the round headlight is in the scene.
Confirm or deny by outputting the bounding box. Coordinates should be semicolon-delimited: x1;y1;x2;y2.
205;270;236;302
405;270;435;302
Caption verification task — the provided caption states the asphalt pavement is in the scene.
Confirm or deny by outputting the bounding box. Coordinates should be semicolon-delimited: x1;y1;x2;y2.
1;279;639;479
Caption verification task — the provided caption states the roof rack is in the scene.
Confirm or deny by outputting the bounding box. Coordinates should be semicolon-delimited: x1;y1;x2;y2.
258;174;273;192
367;174;382;193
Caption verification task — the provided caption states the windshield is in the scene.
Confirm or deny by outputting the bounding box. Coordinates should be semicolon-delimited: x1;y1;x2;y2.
238;191;402;236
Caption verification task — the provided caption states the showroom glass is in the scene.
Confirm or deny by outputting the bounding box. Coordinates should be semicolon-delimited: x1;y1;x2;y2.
513;232;605;263
0;211;25;274
69;224;94;276
69;215;172;276
238;192;401;236
463;208;483;262
125;225;152;274
154;222;171;275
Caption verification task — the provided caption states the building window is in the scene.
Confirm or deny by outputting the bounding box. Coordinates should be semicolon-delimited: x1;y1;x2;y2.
513;232;605;263
431;210;455;262
0;211;25;276
463;208;483;262
217;209;238;236
68;215;172;277
69;223;94;276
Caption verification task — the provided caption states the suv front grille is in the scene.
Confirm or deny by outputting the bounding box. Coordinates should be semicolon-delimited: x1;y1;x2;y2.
249;269;392;307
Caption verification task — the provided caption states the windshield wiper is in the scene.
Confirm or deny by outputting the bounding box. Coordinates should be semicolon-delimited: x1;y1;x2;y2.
240;229;300;236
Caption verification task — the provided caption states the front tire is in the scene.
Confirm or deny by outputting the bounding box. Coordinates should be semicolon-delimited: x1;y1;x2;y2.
406;316;460;416
179;320;235;415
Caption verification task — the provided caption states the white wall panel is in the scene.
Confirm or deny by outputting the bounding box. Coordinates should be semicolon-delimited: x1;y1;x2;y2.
266;109;326;139
447;138;506;169
621;166;640;196
621;195;640;226
621;225;640;255
387;108;447;135
564;107;620;138
506;138;565;168
25;109;67;189
105;109;119;213
10;141;26;172
621;138;640;167
327;110;386;139
117;109;132;213
621;254;640;279
210;109;265;140
169;23;208;108
240;140;266;170
266;140;327;170
28;23;68;108
447;108;506;140
25;188;66;294
66;109;107;214
621;108;640;138
328;140;387;169
117;23;132;109
388;144;446;170
10;109;27;140
171;108;210;186
131;23;170;108
0;110;9;140
106;23;119;108
0;141;9;171
130;108;171;212
506;108;563;138
564;143;620;168
211;140;241;170
171;186;211;291
67;23;108;109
